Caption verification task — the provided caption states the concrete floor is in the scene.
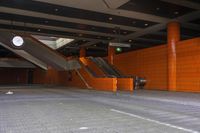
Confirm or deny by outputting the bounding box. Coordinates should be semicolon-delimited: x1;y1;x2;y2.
0;86;200;133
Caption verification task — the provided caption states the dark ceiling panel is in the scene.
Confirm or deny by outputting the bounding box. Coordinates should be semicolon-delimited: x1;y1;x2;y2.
0;13;133;35
190;18;200;25
93;42;108;48
124;39;164;47
140;34;167;41
86;49;107;57
119;0;195;18
181;27;200;37
161;27;200;38
0;0;158;28
0;24;114;41
190;0;200;4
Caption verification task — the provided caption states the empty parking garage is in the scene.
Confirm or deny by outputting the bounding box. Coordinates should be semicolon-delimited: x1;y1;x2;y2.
0;0;200;133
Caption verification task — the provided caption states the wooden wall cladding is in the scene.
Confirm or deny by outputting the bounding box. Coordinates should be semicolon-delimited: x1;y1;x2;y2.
33;68;59;84
117;78;134;91
114;45;168;90
0;68;28;84
33;68;86;88
176;38;200;92
78;66;117;92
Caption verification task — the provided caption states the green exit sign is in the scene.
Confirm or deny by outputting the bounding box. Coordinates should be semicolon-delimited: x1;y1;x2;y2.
116;47;122;52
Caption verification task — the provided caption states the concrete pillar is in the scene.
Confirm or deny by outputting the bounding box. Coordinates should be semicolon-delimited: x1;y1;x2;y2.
80;47;86;58
167;21;180;91
108;46;115;65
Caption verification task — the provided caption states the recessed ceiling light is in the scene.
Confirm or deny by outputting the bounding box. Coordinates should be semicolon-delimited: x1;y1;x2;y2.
54;8;58;11
174;11;179;15
94;44;97;47
156;7;160;10
128;39;132;42
144;23;149;26
37;29;41;31
12;36;24;47
109;17;113;21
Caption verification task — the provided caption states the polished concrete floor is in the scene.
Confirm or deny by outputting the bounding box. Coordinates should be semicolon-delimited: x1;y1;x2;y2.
0;86;200;133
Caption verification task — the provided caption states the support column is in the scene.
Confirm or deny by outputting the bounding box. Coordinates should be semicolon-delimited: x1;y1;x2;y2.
108;46;115;65
167;21;180;91
80;47;86;58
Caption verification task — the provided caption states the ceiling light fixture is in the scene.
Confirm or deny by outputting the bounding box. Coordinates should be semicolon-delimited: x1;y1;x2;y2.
109;17;113;21
156;7;160;10
174;11;179;15
144;23;149;26
54;8;58;12
12;36;24;47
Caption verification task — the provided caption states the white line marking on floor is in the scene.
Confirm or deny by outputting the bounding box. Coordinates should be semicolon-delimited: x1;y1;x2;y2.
79;127;89;130
110;109;199;133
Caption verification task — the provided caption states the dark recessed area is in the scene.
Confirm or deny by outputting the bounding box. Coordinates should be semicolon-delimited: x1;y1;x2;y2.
119;0;195;18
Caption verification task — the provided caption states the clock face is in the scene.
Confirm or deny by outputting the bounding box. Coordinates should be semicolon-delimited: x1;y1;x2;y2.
12;36;24;47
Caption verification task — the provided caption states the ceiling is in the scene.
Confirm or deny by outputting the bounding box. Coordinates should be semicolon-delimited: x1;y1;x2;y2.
0;0;199;57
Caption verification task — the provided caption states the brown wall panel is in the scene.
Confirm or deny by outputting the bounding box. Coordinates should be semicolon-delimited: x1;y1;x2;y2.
0;68;28;84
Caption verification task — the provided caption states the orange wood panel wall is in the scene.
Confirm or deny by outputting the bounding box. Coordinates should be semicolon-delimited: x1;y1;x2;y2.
58;70;87;88
78;66;117;92
0;68;28;84
117;78;134;91
114;45;168;90
176;38;200;92
33;38;200;93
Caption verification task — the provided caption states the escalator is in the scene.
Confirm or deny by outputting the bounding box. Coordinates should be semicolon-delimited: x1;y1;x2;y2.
88;57;146;90
0;31;80;70
89;57;122;77
78;59;98;77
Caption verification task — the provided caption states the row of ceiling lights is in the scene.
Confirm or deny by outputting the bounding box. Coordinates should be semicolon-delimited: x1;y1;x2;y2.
35;7;153;45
